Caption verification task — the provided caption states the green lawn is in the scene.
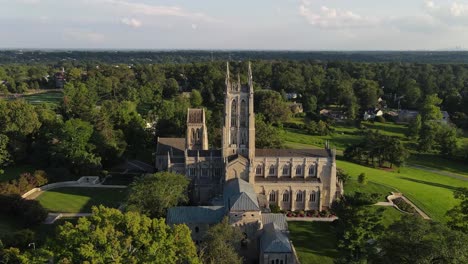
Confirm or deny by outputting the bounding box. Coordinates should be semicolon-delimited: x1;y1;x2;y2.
21;91;63;105
408;153;468;177
289;221;339;264
337;160;468;222
344;178;397;202
0;165;35;183
36;187;127;213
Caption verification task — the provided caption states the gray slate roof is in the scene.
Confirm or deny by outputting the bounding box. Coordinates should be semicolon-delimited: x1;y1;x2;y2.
256;148;330;158
156;137;185;156
224;178;260;212
260;223;292;253
261;213;288;231
166;206;224;225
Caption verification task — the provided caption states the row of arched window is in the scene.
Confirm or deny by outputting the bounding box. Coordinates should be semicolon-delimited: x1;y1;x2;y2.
256;163;316;177
230;99;248;127
269;190;318;203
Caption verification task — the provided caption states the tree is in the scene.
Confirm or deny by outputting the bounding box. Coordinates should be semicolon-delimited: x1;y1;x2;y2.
352;79;381;110
357;173;367;185
163;78;179;99
51;206;200;264
255;114;284;149
420;94;443;122
446;187;468;233
62;82;97;120
52;119;101;174
407;114;422;139
190;89;203;107
0;100;40;137
0;134;10;174
254;90;291;124
127;172;189;218
200;217;243;264
375;216;468;263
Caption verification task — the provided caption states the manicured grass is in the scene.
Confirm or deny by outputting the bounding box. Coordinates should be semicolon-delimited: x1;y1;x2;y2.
337;160;468;222
36;187;127;213
288;221;339;264
21;91;63;105
344;179;397;202
408;153;468;177
0;165;35;183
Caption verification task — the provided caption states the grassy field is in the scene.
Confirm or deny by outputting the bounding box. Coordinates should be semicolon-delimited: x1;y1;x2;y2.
21;91;63;105
337;160;468;222
408;154;468;177
36;187;127;213
344;178;397;202
0;165;35;183
289;221;339;264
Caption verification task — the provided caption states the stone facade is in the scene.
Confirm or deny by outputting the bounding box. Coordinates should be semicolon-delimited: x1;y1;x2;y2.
156;62;342;209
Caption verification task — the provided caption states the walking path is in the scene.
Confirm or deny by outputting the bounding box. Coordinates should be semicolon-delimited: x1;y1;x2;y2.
44;213;92;224
375;192;431;220
407;164;468;181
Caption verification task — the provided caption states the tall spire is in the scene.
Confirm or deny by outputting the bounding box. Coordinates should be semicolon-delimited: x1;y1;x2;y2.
248;61;253;92
225;62;230;90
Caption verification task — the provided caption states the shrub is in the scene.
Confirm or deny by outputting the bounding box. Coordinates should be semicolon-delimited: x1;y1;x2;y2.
358;173;368;185
269;204;281;213
392;197;417;214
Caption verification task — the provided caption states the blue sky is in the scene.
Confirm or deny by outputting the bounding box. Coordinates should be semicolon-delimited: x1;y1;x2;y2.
1;0;468;50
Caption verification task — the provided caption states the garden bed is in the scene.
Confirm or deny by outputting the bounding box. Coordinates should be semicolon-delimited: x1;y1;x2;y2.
391;197;417;214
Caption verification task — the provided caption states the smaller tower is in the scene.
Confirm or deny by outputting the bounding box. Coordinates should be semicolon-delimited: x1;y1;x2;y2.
186;108;209;150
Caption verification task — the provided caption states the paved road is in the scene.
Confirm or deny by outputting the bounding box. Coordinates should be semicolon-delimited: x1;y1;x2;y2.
408;164;468;181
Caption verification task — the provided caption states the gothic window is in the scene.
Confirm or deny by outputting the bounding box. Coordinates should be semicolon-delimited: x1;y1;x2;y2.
191;128;197;144
310;191;316;202
240;131;246;145
296;191;303;202
269;165;275;175
308;164;317;177
256;165;263;176
282;164;290;176
231;99;237;127
201;168;209;178
295;165;302;176
189;168;196;177
269;191;276;202
282;191;289;202
240;100;247;127
230;130;237;145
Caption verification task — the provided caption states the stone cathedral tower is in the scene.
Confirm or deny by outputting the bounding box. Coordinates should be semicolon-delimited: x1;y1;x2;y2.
222;62;256;182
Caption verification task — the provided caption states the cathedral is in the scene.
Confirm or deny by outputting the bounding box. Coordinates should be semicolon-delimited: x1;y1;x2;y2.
156;62;342;263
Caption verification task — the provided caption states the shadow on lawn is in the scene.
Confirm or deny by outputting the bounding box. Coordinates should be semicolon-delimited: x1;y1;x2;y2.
289;222;339;259
399;177;459;191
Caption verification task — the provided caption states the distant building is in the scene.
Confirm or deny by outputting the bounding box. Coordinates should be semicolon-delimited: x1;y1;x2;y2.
363;108;384;121
289;102;303;114
397;110;419;123
441;111;450;124
285;93;298;100
320;109;347;121
54;68;65;88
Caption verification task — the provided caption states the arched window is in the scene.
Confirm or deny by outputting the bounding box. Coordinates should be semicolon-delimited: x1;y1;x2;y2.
240;100;247;127
282;164;290;176
310;191;316;202
295;165;302;176
296;191;303;202
230;130;237;145
256;165;263;176
269;191;276;202
231;99;237;127
308;164;316;177
282;191;289;202
269;165;275;175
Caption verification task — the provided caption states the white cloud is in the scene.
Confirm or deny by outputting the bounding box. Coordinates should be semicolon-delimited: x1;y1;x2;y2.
121;17;142;28
299;1;377;29
191;23;197;30
450;2;468;17
96;0;218;22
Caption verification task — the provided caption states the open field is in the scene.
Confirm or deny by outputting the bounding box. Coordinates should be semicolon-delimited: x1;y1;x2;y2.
289;221;339;264
36;187;127;213
0;165;35;183
337;160;468;222
408;154;468;178
21;91;63;105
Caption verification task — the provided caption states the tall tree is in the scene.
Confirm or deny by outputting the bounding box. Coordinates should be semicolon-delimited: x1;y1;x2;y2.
51;206;200;264
420;94;443;122
127;172;189;218
446;187;468;234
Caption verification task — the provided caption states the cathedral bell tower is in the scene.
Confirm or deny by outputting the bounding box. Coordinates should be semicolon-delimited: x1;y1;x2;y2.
186;108;209;150
222;62;255;161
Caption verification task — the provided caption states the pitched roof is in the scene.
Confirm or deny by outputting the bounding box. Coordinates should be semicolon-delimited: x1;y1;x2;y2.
156;137;185;156
260;223;292;253
166;206;224;225
255;149;330;158
261;213;288;231
223;178;259;212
